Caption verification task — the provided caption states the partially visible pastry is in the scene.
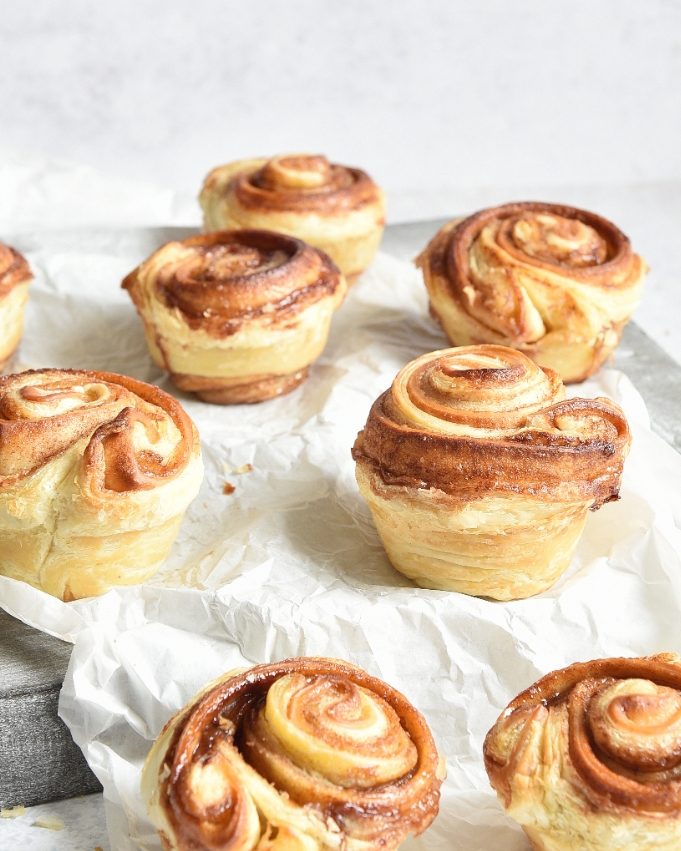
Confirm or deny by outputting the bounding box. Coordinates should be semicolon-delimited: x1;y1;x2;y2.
417;202;647;383
485;654;681;851
199;154;385;282
141;657;443;851
0;242;32;370
123;229;346;404
0;369;203;600
352;345;631;600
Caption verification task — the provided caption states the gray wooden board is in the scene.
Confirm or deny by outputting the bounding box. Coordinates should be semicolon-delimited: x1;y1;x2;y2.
1;218;680;807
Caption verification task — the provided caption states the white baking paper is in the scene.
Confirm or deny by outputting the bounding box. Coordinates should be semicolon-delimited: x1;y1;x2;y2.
2;200;681;851
0;147;200;230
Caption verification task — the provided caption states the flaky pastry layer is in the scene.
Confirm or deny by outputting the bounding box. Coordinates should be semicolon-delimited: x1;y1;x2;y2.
123;229;346;403
417;202;647;383
142;657;442;851
199;155;385;280
484;654;681;851
0;369;203;600
356;465;590;600
352;345;631;599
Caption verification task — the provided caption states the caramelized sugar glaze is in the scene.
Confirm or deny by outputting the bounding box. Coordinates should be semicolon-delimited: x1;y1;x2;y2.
144;658;442;851
0;242;32;296
417;203;647;383
353;345;630;505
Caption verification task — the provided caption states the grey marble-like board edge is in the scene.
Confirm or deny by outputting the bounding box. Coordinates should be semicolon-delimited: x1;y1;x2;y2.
1;219;679;809
0;611;102;808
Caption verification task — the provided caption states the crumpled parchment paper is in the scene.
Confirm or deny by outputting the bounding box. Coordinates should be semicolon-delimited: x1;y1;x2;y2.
1;195;681;851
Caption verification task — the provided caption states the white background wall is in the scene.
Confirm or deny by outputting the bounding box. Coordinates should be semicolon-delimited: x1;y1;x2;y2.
1;0;679;216
0;1;680;363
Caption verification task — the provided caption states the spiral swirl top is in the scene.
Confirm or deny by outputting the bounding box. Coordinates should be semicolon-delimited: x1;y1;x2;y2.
0;242;32;297
418;202;647;383
485;655;681;817
0;369;197;493
148;658;441;851
202;154;382;216
248;672;418;790
353;345;630;506
391;345;564;436
123;229;344;338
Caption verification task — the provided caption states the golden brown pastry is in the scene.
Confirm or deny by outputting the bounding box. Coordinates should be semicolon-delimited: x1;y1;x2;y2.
141;657;443;851
352;345;630;600
417;202;647;383
484;654;681;851
0;242;32;370
123;229;346;404
199;154;385;282
0;368;203;600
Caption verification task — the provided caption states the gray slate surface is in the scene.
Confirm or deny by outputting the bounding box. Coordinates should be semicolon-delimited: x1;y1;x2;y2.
0;609;101;808
0;218;679;808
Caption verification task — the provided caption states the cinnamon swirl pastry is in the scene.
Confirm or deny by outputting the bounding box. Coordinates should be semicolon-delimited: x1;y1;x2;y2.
141;657;442;851
0;369;203;600
0;242;32;370
352;345;630;600
123;230;346;404
199;154;385;282
485;654;681;851
417;203;647;383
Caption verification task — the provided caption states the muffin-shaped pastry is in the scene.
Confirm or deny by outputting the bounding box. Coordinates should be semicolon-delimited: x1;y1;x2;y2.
199;154;385;282
142;657;443;851
0;242;33;370
123;230;347;404
352;345;630;600
417;202;647;383
485;654;681;851
0;369;203;600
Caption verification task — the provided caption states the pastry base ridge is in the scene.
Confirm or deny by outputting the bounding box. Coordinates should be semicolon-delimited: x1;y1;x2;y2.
172;368;309;404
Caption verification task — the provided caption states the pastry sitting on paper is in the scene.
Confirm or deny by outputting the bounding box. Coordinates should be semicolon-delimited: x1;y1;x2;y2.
417;202;647;384
123;229;347;404
0;369;203;600
485;654;681;851
0;241;32;370
142;657;443;851
352;344;631;600
199;153;385;283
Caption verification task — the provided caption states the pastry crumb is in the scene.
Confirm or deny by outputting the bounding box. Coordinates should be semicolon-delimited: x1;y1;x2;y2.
1;805;26;818
35;814;64;831
95;846;104;850
234;463;253;474
223;481;235;495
